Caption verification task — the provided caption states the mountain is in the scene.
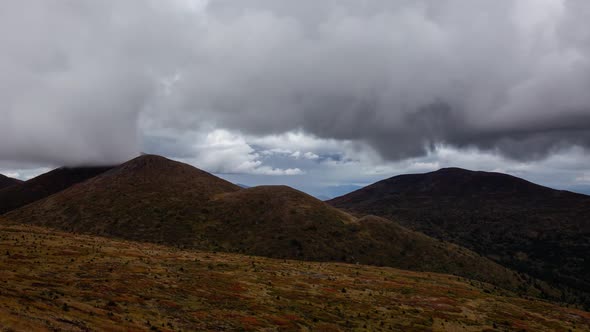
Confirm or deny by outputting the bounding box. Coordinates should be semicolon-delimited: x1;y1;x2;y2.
0;166;113;215
4;155;241;245
0;174;22;190
3;155;546;296
329;167;590;307
1;222;587;331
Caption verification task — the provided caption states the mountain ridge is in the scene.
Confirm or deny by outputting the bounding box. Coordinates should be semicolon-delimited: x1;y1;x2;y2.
2;155;550;297
329;167;590;307
0;174;22;190
0;165;114;215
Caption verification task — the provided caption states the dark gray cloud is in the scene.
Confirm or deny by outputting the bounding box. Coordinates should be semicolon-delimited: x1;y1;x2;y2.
2;0;590;166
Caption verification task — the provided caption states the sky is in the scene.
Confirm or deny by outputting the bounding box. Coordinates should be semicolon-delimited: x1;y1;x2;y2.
2;0;590;198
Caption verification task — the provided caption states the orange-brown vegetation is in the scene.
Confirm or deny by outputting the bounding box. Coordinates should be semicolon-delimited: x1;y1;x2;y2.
0;222;588;331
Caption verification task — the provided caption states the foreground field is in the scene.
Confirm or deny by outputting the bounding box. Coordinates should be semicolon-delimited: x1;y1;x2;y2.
0;223;588;331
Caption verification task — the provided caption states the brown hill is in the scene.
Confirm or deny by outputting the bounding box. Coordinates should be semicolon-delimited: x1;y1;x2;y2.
1;223;588;331
4;155;241;244
0;174;22;190
0;166;113;214
329;167;590;307
4;155;546;296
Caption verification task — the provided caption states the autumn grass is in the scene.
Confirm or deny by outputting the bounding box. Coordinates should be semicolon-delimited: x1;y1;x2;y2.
0;223;588;331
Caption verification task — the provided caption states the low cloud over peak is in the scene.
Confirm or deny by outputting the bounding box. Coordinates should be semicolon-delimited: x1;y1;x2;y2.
2;0;590;167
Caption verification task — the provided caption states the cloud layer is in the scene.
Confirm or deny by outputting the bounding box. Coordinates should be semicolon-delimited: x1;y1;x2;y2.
2;0;590;165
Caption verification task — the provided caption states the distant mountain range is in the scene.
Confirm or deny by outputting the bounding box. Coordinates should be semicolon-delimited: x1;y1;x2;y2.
329;167;590;307
1;155;552;298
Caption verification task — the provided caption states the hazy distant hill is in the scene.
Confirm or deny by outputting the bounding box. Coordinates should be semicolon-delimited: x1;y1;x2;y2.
0;166;113;215
3;155;547;295
1;222;587;331
329;167;590;307
0;174;22;190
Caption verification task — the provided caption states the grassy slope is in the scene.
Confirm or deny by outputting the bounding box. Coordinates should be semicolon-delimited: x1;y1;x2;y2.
0;223;588;332
329;168;590;306
3;156;548;297
3;155;241;245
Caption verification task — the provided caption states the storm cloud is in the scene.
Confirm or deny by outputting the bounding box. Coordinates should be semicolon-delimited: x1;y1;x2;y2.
2;0;590;165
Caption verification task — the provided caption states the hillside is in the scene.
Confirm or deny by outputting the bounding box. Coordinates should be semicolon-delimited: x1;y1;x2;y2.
205;187;533;294
329;167;590;307
0;174;21;190
3;155;546;296
0;166;113;214
4;155;241;245
0;223;588;331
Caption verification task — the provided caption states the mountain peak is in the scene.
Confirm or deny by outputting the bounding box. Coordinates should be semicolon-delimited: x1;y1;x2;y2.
0;166;114;215
0;174;22;190
115;154;178;170
329;168;590;307
98;154;240;193
360;167;562;197
130;153;170;163
433;167;473;173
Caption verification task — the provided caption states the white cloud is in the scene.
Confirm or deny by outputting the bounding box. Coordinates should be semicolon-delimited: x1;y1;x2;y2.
249;131;349;154
303;152;320;160
2;0;590;195
145;128;303;176
3;127;590;198
1;171;20;179
0;166;52;181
